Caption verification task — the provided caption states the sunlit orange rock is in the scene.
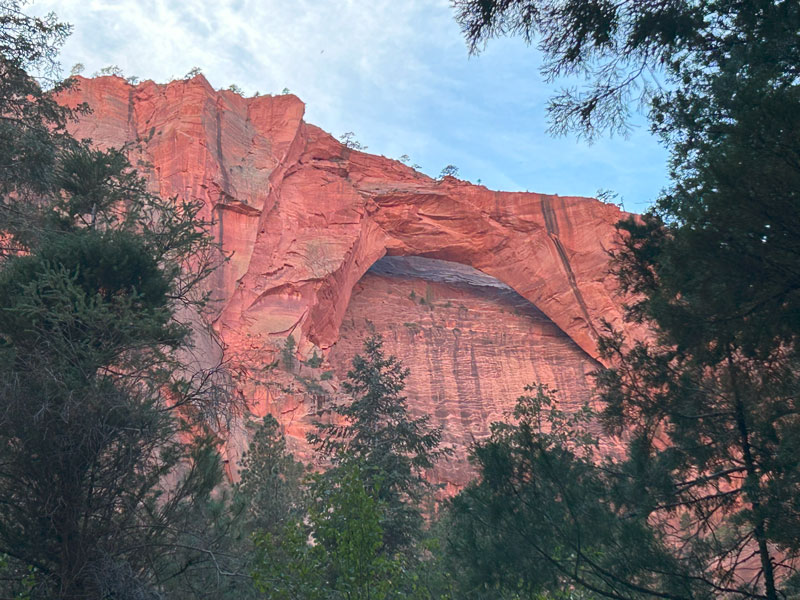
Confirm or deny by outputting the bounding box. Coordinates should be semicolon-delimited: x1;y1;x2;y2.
59;75;643;487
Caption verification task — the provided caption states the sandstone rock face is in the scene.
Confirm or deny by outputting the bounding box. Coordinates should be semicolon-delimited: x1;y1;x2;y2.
330;256;602;491
59;75;642;486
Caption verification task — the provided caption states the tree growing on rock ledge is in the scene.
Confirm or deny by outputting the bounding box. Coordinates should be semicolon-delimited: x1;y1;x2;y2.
438;164;459;179
339;131;368;151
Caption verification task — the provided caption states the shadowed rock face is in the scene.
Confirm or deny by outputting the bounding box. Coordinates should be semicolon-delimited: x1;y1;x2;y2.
57;75;643;487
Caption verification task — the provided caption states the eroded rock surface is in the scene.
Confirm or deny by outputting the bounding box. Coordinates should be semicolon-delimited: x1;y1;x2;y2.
59;75;642;486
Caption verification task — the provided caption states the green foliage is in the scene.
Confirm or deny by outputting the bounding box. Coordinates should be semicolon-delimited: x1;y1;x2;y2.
55;145;144;224
4;142;219;304
594;327;800;599
94;64;123;77
309;334;452;555
282;334;297;370
452;0;699;139
0;3;78;210
449;2;800;599
253;462;401;600
297;374;326;396
184;66;202;79
0;553;37;600
0;230;173;352
227;83;244;94
437;165;459;179
305;349;323;368
310;464;399;599
397;155;422;170
448;358;800;599
396;526;462;600
600;3;800;597
320;370;334;381
237;415;306;535
146;441;261;600
253;519;325;600
339;131;367;151
447;385;684;599
163;415;309;599
0;4;232;597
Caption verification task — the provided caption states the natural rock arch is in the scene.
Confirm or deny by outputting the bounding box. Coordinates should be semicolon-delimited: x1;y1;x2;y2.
59;75;644;484
61;75;638;366
213;129;633;365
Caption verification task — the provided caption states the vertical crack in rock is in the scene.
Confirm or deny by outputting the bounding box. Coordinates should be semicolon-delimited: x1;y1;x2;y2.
541;197;600;341
126;88;136;139
215;99;232;197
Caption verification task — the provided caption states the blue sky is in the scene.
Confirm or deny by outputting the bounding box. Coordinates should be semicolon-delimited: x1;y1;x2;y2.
31;0;669;213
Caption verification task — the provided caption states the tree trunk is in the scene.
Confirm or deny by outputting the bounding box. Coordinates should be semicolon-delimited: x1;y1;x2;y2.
727;353;778;600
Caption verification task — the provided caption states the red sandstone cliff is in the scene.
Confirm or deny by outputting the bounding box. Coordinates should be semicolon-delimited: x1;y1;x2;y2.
59;75;641;486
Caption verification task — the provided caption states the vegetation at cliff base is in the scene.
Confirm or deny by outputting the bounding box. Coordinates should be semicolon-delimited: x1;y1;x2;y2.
308;334;452;555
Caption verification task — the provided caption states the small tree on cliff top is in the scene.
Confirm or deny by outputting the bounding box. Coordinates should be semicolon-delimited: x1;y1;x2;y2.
339;131;367;151
438;164;459;179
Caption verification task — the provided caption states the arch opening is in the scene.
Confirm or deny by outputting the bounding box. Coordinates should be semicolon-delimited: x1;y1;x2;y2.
327;255;600;490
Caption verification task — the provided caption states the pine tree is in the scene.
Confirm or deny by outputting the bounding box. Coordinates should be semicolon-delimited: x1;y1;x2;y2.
237;414;306;535
446;3;800;598
309;334;451;555
0;4;231;597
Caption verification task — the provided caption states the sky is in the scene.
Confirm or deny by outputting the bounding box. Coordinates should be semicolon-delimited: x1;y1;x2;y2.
30;0;669;213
